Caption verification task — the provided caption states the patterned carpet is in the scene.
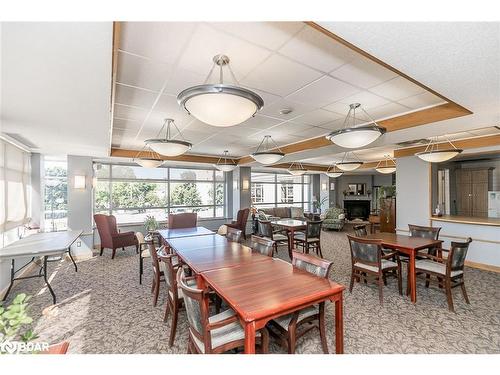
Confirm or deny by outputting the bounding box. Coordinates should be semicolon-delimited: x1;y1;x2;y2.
4;229;500;354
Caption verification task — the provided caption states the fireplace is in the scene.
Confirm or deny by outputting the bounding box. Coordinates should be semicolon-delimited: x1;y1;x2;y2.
344;200;370;220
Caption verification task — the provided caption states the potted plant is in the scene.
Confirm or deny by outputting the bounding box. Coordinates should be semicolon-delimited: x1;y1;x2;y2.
312;196;328;215
143;215;159;233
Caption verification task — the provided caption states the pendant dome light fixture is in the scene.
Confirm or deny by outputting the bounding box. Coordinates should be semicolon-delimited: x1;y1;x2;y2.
251;135;285;165
375;155;397;174
214;150;237;172
326;103;386;149
177;54;264;127
336;151;364;171
145;118;192;157
415;136;463;163
133;145;164;168
325;163;343;178
288;161;307;176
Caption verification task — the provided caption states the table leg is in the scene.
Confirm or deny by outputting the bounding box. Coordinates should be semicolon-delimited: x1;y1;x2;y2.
288;229;294;260
244;321;256;354
409;252;417;303
43;256;57;304
2;259;15;302
67;247;78;272
334;297;344;354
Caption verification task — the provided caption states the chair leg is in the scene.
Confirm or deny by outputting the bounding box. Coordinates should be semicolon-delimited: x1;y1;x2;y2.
425;273;431;288
460;281;470;304
397;266;403;296
406;266;411;296
215;295;222;314
349;271;355;293
260;327;269;354
169;304;179;347
112;248;116;259
287;325;296;354
100;246;104;256
135;244;139;255
318;243;323;258
163;299;170;322
378;274;384;305
319;302;328;354
445;278;455;312
139;256;143;285
153;276;160;307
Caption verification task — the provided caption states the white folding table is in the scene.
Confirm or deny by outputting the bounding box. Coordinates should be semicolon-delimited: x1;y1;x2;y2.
0;230;82;304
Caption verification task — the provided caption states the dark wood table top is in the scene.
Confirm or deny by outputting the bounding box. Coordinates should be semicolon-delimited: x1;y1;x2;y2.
364;232;443;250
202;258;345;322
157;226;214;240
166;234;228;252
271;219;307;229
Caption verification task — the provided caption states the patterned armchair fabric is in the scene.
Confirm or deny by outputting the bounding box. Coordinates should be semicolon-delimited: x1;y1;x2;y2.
353;225;368;237
322;207;345;231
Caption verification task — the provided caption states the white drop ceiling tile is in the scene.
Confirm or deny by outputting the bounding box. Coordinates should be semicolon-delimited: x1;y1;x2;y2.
397;91;446;109
114;104;148;122
286;76;360;107
241;54;322;97
315;118;345;131
237;115;283;130
184;119;222;134
161;67;206;97
120;22;197;64
369;76;426;101
248;88;282;108
178;24;272;79
113;118;141;131
290;109;343;126
338;91;390;110
279;26;356;73
116;51;171;92
330;56;398;89
260;99;315;120
290;126;329;139
172;129;210;144
366;102;412;121
115;84;158;109
270;121;312;136
221;124;263;137
210;22;303;50
322;101;350;115
152;94;192;123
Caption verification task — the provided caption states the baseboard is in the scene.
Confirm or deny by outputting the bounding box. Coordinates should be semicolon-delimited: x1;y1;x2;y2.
0;260;39;300
465;260;500;273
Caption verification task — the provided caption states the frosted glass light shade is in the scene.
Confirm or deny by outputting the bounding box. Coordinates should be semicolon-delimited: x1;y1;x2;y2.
178;84;264;127
337;162;363;171
289;169;306;176
145;139;192;157
327;125;384;149
136;159;164;168
74;175;86;189
326;171;343;178
251;152;284;165
214;163;237;172
375;166;396;174
416;149;463;163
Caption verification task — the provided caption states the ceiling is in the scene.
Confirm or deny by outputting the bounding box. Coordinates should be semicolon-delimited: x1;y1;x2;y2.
112;22;449;158
0;22;113;156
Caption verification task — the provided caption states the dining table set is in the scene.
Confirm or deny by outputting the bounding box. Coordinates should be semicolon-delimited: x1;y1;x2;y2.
156;226;345;354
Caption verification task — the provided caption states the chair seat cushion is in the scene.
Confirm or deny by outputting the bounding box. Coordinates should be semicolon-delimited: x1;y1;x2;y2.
272;306;318;330
415;259;463;277
141;249;151;258
354;259;397;273
293;233;319;242
191;309;261;353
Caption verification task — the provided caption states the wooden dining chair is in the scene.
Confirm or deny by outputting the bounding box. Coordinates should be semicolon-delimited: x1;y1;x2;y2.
353;224;368;237
258;220;288;255
177;268;269;354
147;238;165;307
168;213;197;229
293;220;323;257
347;235;402;304
226;227;243;243
268;251;333;353
159;253;183;347
250;235;275;257
136;232;150;285
415;238;472;312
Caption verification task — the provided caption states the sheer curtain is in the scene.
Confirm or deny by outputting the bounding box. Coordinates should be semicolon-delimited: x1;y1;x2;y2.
0;138;31;234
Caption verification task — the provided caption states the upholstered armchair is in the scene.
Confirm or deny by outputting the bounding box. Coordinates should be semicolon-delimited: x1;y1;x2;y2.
226;208;250;239
94;214;138;259
322;207;345;231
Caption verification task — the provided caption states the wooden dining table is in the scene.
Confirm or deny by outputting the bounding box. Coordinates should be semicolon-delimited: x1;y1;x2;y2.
157;226;214;240
364;232;443;303
271;219;307;259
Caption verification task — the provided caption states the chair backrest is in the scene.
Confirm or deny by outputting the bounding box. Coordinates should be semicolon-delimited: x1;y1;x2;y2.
408;224;441;240
135;231;145;245
347;235;382;268
177;268;211;351
325;207;344;220
292;251;333;278
258;220;273;238
447;238;472;272
353;224;367;237
250;235;274;257
226;227;242;243
235;208;250;228
93;214;119;248
168;213;197;229
306;220;322;239
159;253;178;301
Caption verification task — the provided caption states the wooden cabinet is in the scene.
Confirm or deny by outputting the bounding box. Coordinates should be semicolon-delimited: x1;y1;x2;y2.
455;168;492;217
379;197;396;233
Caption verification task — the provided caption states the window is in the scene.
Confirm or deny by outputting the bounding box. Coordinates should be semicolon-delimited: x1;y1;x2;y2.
250;172;311;210
94;164;225;224
43;156;68;231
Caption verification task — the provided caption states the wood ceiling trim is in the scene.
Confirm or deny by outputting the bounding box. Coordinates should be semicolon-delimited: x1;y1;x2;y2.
111;148;224;164
393;134;500;158
268;161;382;172
109;21;121;155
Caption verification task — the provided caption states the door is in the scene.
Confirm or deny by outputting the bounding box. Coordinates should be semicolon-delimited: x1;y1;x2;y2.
472;170;489;217
455;170;472;216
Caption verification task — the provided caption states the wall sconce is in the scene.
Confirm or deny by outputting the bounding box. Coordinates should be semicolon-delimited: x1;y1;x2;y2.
242;179;250;190
74;175;86;189
321;182;328;191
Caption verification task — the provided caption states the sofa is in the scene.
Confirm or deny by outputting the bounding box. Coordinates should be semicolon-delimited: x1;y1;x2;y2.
322;207;345;231
257;206;305;220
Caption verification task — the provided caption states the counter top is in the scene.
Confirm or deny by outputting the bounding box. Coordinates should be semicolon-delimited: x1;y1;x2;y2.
430;215;500;227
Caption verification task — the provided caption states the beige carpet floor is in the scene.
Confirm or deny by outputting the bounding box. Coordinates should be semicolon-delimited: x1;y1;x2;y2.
4;229;500;354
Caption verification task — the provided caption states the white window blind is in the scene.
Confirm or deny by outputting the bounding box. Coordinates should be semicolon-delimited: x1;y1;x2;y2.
0;139;31;233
